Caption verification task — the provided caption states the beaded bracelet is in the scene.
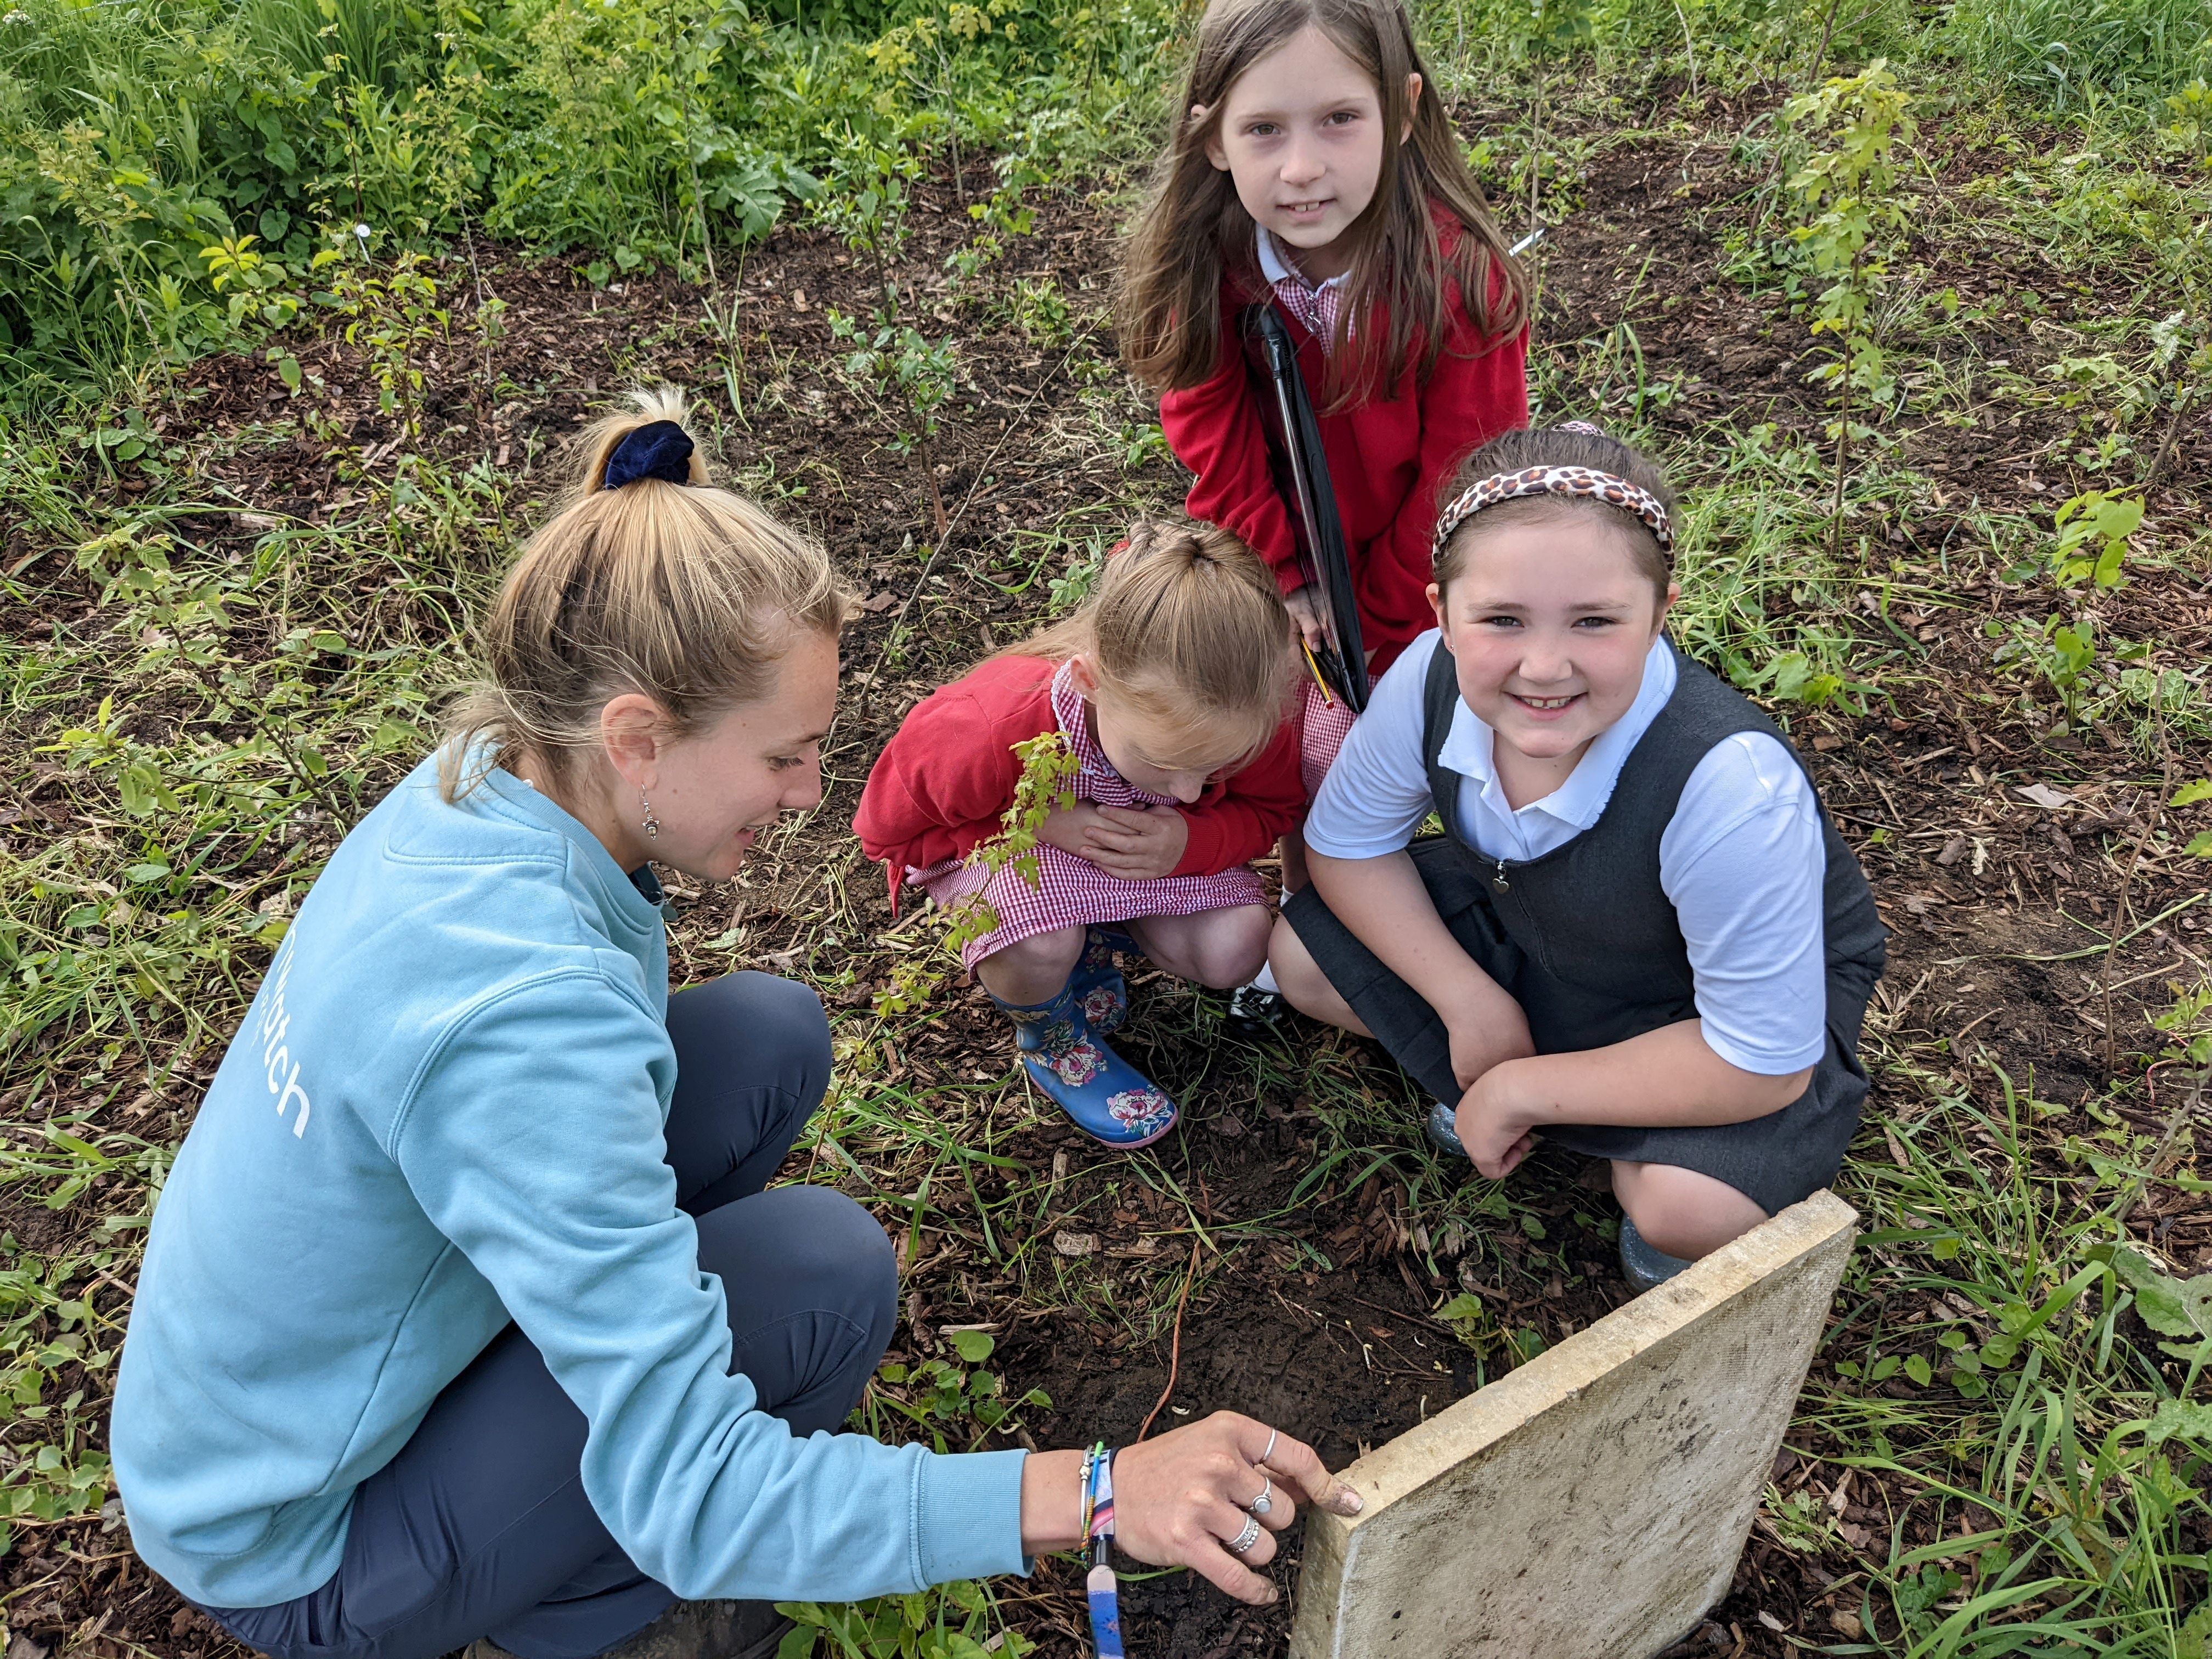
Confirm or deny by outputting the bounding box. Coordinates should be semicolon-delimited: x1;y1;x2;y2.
1079;1442;1102;1541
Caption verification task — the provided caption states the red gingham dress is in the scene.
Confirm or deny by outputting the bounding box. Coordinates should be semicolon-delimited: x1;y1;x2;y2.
1297;678;1357;800
911;662;1269;971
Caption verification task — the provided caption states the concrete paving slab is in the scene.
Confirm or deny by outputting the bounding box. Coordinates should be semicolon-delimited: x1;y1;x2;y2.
1288;1190;1857;1659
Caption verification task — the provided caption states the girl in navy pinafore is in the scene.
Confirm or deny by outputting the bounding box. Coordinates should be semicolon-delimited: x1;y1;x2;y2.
1267;425;1885;1285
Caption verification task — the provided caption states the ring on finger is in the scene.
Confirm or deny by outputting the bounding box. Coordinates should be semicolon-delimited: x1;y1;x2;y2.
1261;1429;1278;1466
1249;1476;1273;1517
1227;1515;1263;1555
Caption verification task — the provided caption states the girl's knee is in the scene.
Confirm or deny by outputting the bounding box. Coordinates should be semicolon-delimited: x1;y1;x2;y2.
1187;906;1272;989
986;926;1086;975
1612;1162;1767;1261
1267;919;1338;1020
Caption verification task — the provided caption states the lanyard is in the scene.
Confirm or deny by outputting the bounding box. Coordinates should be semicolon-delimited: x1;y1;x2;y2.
1084;1446;1123;1657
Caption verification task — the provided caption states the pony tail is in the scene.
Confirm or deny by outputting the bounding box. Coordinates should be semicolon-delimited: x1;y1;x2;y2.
572;386;710;496
439;383;853;803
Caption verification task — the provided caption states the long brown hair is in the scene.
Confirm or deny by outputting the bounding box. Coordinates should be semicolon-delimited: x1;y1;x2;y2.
1011;520;1299;769
1118;0;1528;406
442;387;856;798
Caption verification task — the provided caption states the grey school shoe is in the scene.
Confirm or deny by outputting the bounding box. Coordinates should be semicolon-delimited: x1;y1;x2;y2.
466;1600;791;1659
1424;1100;1469;1159
1618;1217;1695;1294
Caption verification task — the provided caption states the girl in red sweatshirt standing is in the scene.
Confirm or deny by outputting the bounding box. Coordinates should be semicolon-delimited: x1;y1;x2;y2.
1119;0;1530;789
855;523;1305;1148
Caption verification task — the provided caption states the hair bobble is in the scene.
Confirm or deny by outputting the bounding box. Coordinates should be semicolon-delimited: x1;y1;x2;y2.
603;420;695;490
1432;462;1675;560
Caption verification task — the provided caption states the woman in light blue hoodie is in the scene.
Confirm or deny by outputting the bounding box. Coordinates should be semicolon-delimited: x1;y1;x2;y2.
110;391;1359;1659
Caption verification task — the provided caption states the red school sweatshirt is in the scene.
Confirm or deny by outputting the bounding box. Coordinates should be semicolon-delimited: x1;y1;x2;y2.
853;655;1306;898
1159;213;1529;678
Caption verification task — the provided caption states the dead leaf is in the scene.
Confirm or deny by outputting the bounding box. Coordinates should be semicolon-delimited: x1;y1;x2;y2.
1830;1609;1863;1638
1756;1612;1787;1633
1935;834;1969;866
2014;782;2074;809
861;591;900;613
1212;1111;1245;1138
1051;1229;1098;1257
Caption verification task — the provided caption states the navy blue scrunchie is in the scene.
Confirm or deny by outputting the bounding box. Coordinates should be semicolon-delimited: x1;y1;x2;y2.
603;420;695;490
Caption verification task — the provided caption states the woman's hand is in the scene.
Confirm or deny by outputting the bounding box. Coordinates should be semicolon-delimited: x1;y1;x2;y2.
1111;1414;1361;1604
1077;804;1189;880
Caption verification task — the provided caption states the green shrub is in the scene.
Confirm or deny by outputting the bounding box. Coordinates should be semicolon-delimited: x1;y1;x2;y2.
0;0;1173;404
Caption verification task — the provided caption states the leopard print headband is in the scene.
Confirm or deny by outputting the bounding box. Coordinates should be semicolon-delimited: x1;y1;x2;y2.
1431;430;1674;562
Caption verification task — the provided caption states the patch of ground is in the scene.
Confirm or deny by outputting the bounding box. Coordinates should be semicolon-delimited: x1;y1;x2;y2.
2;77;2205;1659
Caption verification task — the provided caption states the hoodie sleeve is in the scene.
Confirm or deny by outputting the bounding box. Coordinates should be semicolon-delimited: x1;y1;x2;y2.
1370;293;1530;624
1171;715;1306;876
1160;337;1304;598
392;972;1027;1602
853;687;1028;876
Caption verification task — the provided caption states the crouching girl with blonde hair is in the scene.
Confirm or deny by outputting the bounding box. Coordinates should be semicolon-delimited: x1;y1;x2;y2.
856;521;1306;1148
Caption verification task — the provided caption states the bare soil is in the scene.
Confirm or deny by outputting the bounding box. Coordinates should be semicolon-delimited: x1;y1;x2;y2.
4;89;2206;1659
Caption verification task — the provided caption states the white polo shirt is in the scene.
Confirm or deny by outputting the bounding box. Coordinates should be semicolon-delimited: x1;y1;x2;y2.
1305;631;1830;1076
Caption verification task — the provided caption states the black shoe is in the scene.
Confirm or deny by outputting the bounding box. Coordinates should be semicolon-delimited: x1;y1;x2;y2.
1224;980;1286;1034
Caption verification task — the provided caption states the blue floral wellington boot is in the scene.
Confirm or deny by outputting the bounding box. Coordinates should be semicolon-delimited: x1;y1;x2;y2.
991;979;1177;1148
1066;927;1136;1037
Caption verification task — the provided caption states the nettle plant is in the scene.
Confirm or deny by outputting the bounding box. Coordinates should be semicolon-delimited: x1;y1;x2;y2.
1988;488;2148;730
1780;62;1917;554
2143;81;2212;490
863;1328;1051;1454
2172;778;2212;862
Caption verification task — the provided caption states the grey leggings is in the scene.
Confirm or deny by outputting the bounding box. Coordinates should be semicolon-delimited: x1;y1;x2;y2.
200;973;897;1659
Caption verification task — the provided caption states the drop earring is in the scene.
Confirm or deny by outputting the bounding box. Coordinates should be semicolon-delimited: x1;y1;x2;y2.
639;787;661;840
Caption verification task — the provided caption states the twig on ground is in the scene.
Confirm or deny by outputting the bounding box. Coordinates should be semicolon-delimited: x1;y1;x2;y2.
1136;1237;1202;1442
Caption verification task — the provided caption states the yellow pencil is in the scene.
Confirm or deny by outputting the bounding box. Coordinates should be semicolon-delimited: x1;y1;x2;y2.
1301;639;1335;706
